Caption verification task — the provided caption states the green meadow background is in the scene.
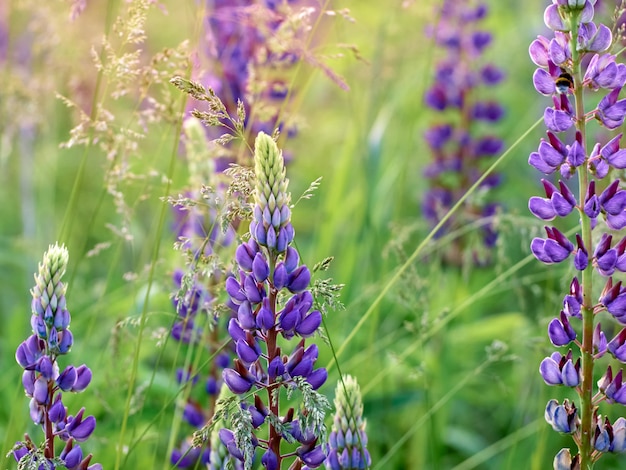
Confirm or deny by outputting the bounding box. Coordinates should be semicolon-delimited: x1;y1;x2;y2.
1;0;623;468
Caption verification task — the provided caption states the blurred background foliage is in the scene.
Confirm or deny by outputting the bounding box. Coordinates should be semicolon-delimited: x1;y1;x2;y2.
1;0;625;468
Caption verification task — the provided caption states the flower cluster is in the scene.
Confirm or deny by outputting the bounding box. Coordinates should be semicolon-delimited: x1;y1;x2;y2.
325;375;371;470
529;1;626;467
422;0;504;264
12;243;100;469
220;131;328;469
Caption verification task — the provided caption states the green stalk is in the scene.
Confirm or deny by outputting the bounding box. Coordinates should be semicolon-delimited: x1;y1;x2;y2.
115;68;187;470
570;18;594;470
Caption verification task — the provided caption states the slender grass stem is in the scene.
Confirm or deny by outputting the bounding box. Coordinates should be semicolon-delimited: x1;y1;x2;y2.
327;117;544;369
115;84;187;470
450;419;544;470
57;0;117;245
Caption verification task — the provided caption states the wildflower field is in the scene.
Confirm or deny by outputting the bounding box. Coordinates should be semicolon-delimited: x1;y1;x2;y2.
5;0;626;468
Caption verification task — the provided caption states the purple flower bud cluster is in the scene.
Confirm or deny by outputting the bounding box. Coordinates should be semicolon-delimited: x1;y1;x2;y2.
529;1;626;466
12;244;100;469
422;0;504;264
220;132;327;469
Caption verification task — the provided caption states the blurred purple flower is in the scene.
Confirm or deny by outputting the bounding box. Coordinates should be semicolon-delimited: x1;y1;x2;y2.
422;0;505;265
596;87;626;130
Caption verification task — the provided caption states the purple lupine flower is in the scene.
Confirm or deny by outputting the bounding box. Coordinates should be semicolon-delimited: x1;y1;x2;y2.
601;278;626;324
540;351;581;387
12;244;99;468
608;417;626;452
528;1;626;467
531;226;574;264
528;179;577;220
421;0;505;265
584;54;626;90
544;94;575;132
534;61;565;95
548;311;577;346
608;328;626;362
220;132;329;469
596;86;626;129
594;323;608;357
545;399;579;434
169;3;317;454
578;21;612;53
598;366;626;405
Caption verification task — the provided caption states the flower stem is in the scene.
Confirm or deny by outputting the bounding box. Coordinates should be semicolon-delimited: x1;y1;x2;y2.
572;24;594;469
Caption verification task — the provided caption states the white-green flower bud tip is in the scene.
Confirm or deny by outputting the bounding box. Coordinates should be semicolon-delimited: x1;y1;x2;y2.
252;132;293;252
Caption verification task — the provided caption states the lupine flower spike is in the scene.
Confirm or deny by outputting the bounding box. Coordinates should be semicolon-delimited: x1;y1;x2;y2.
529;1;626;468
325;375;371;470
423;0;505;265
11;243;101;469
219;131;329;469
